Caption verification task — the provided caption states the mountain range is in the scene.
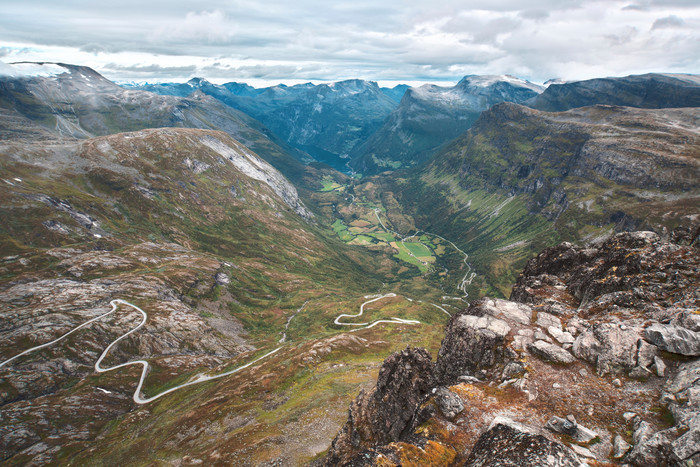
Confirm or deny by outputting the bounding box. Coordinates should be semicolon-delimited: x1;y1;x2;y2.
125;78;407;171
349;75;544;174
0;62;313;186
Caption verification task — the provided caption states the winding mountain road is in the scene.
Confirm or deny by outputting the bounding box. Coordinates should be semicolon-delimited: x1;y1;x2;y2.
334;293;421;330
0;293;435;405
0;216;470;405
0;300;125;370
0;299;282;405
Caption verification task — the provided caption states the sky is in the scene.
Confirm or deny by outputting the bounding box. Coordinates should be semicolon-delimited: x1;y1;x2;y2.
1;0;699;87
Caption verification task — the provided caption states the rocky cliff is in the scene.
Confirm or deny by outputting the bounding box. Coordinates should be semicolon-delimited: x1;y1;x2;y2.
325;228;700;466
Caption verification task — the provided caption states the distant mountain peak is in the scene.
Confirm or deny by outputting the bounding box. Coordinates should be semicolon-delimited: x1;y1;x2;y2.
186;77;212;87
350;75;544;174
543;78;566;86
457;74;544;93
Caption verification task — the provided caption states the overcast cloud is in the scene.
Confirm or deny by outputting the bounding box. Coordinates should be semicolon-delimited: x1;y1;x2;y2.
0;0;698;86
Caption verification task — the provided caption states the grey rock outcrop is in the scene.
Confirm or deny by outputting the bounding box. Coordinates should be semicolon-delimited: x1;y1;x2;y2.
626;425;674;466
545;416;578;436
464;416;585;467
436;302;512;383
665;359;700;464
434;387;464;420
625;359;700;466
572;322;647;375
671;310;700;333
325;229;700;467
644;323;700;356
613;435;631;458
481;298;532;325
545;416;598;443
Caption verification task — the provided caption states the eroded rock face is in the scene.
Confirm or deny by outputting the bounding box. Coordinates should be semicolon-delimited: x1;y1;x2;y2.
464;417;584;467
324;347;435;466
511;228;700;312
436;300;513;384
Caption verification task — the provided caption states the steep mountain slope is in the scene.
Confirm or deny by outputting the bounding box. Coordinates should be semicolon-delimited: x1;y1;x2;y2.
0;62;312;185
256;80;399;170
325;228;700;466
380;84;410;103
350;75;543;174
381;102;700;295
528;73;700;111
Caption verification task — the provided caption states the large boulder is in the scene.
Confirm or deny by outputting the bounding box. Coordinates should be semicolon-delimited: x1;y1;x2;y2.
644;323;700;356
626;427;675;467
463;416;585;467
528;340;576;364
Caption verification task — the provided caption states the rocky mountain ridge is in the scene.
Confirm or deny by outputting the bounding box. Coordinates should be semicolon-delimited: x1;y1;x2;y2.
349;75;544;174
325;227;700;466
527;73;700;112
0;62;314;186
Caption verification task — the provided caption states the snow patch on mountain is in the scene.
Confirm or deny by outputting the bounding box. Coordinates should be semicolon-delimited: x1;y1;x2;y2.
460;75;545;93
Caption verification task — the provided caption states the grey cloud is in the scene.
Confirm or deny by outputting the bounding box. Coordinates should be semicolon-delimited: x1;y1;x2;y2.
102;63;198;77
604;26;639;46
79;43;108;54
519;9;550;20
473;18;522;44
652;15;685;29
625;0;700;10
622;3;649;11
441;15;522;44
